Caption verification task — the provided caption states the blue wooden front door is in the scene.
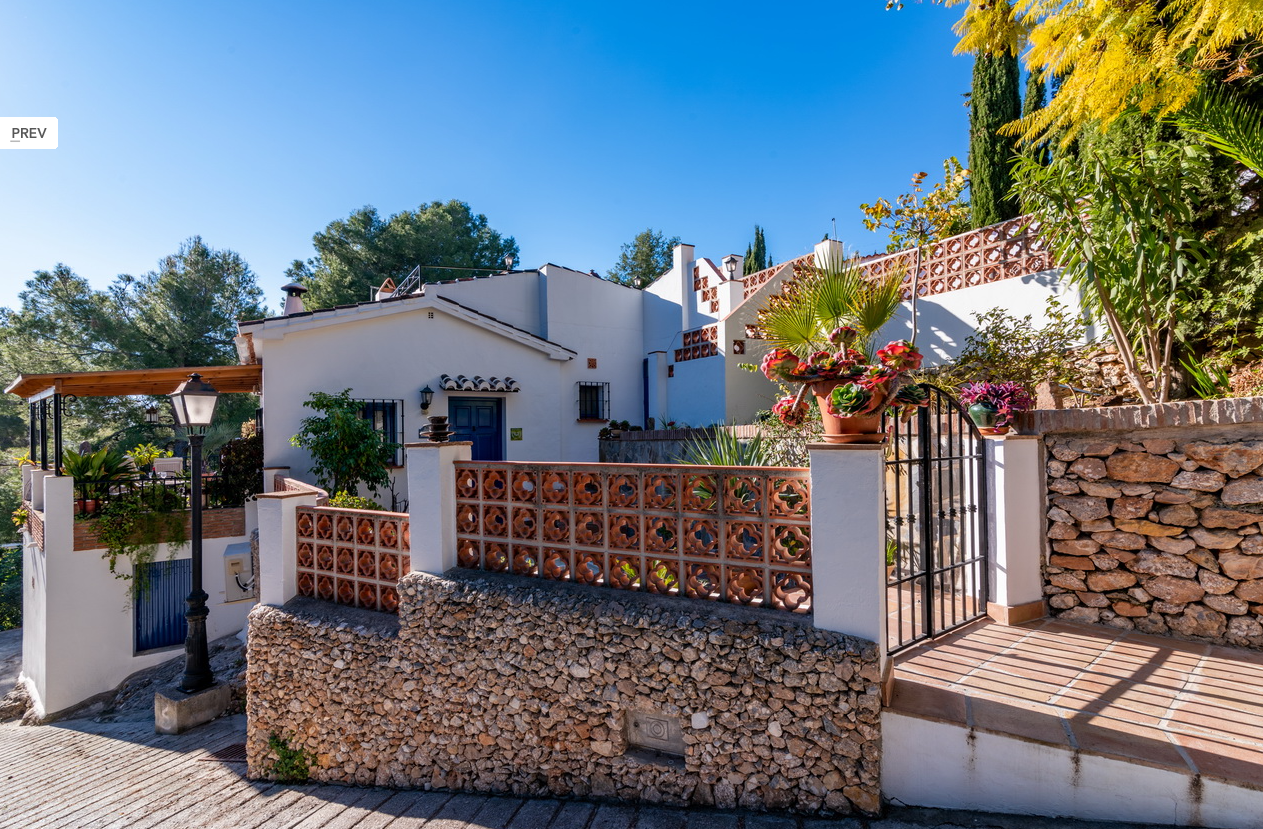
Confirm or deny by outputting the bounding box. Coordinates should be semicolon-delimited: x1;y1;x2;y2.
135;558;190;652
449;398;504;461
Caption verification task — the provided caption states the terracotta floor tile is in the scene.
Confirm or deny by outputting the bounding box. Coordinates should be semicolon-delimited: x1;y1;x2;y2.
1066;715;1189;772
1086;649;1200;681
969;696;1071;747
1198;654;1263;686
887;678;967;725
897;650;987;683
1171;732;1263;786
1205;644;1263;668
979;650;1093;686
1051;676;1181;726
955;667;1061;703
1166;696;1263;743
1183;673;1263;708
1122;631;1212;657
1032;619;1124;644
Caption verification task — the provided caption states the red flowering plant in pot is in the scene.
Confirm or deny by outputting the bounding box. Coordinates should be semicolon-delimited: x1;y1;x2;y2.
762;326;930;444
958;381;1034;435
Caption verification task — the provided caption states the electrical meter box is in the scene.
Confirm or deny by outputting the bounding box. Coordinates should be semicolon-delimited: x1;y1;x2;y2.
223;542;255;602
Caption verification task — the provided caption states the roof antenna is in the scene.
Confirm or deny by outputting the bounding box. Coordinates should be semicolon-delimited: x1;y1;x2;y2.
832;218;837;241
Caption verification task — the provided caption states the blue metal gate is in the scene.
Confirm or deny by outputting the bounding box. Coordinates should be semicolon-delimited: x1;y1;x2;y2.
135;558;190;652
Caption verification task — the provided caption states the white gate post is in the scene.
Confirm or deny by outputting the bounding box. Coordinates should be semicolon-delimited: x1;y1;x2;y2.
985;435;1047;624
808;442;887;656
405;442;472;575
255;490;318;607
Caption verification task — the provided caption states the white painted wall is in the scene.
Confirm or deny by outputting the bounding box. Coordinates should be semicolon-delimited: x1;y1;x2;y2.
883;712;1263;828
878;268;1086;366
20;476;256;718
538;265;645;453
987;435;1047;609
249;265;648;487
429;272;541;334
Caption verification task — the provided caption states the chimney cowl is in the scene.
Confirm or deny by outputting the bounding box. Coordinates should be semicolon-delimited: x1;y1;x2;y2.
281;282;309;315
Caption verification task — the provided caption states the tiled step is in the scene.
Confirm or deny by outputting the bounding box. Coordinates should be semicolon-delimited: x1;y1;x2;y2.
884;618;1263;827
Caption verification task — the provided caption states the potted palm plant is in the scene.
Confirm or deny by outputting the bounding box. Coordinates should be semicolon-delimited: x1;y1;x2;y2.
752;256;927;441
761;331;929;442
62;448;137;515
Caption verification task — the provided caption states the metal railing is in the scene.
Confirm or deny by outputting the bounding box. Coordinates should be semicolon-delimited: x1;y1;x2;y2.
294;505;411;613
454;461;813;614
73;475;244;516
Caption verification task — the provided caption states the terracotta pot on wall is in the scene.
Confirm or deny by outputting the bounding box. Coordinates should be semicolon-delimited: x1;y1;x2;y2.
811;381;884;445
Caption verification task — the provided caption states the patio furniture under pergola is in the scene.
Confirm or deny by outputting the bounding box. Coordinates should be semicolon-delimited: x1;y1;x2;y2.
4;364;262;475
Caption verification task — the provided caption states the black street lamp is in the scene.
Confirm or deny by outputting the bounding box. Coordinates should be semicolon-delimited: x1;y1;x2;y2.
169;372;220;694
419;386;434;411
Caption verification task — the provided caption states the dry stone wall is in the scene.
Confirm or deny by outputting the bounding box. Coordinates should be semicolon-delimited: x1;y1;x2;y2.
1044;433;1263;647
246;571;881;816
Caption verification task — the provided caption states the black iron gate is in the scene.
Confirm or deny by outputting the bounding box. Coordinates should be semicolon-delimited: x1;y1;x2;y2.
885;385;989;654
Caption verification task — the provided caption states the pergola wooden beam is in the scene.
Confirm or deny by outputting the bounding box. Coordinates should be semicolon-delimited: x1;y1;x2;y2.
5;365;262;401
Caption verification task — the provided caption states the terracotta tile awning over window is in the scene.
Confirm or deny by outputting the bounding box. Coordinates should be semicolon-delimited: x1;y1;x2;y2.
439;374;520;393
4;364;263;400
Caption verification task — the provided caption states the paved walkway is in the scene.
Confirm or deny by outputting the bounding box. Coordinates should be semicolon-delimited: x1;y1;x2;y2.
892;617;1263;786
0;709;1177;829
0;627;21;699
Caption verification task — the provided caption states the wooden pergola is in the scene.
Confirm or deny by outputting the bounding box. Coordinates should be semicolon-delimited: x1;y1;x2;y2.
4;365;262;475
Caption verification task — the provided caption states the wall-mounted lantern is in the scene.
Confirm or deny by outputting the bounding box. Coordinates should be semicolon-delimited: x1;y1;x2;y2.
420;386;434;411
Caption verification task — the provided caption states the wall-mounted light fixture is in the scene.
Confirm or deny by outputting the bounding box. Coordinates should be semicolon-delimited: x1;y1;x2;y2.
420;386;434;411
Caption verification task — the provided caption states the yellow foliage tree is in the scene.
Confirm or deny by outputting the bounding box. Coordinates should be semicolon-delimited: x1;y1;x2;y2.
906;0;1263;145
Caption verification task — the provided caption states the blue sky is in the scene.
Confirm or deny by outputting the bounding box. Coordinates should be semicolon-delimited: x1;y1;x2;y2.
0;1;971;314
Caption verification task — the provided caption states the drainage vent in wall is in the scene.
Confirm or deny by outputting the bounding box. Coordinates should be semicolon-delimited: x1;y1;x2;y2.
626;709;685;767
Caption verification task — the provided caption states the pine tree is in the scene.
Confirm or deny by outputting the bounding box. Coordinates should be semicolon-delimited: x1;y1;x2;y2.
970;49;1022;227
743;226;770;275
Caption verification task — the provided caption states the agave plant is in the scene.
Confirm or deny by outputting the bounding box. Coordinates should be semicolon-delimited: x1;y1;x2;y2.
673;428;774;467
755;256;904;360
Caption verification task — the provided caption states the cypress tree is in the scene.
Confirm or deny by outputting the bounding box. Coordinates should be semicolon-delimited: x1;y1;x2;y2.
744;226;770;274
969;50;1022;227
1023;70;1051;166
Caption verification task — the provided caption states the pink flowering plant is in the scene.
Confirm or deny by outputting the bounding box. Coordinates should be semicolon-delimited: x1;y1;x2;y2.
958;381;1034;427
762;325;929;425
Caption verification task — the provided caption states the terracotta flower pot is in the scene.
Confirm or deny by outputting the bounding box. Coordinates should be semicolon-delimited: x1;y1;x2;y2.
811;381;885;445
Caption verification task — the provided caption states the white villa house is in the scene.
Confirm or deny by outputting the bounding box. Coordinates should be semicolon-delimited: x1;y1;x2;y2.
236;217;1078;482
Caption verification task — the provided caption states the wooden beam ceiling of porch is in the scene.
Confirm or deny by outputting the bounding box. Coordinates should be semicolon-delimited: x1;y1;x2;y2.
4;364;262;399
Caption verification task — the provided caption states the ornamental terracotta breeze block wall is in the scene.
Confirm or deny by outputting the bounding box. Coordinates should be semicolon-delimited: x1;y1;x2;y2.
247;571;882;816
1044;431;1263;646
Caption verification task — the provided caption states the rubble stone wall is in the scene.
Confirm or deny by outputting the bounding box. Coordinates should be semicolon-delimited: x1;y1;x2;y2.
246;571;882;816
1044;427;1263;647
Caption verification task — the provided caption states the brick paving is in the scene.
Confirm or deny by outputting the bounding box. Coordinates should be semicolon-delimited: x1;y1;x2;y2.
892;617;1263;785
0;707;1181;829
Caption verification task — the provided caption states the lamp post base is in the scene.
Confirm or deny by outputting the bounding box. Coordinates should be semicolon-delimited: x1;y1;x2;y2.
155;682;231;735
179;588;213;693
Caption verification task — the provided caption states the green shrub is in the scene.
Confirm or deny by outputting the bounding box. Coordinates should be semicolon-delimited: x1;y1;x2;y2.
328;491;383;511
217;434;264;506
0;544;20;631
267;733;311;783
941;297;1088;391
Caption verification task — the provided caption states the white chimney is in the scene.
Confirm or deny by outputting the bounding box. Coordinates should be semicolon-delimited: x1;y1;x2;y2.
281;283;308;315
813;239;846;271
672;242;695;332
